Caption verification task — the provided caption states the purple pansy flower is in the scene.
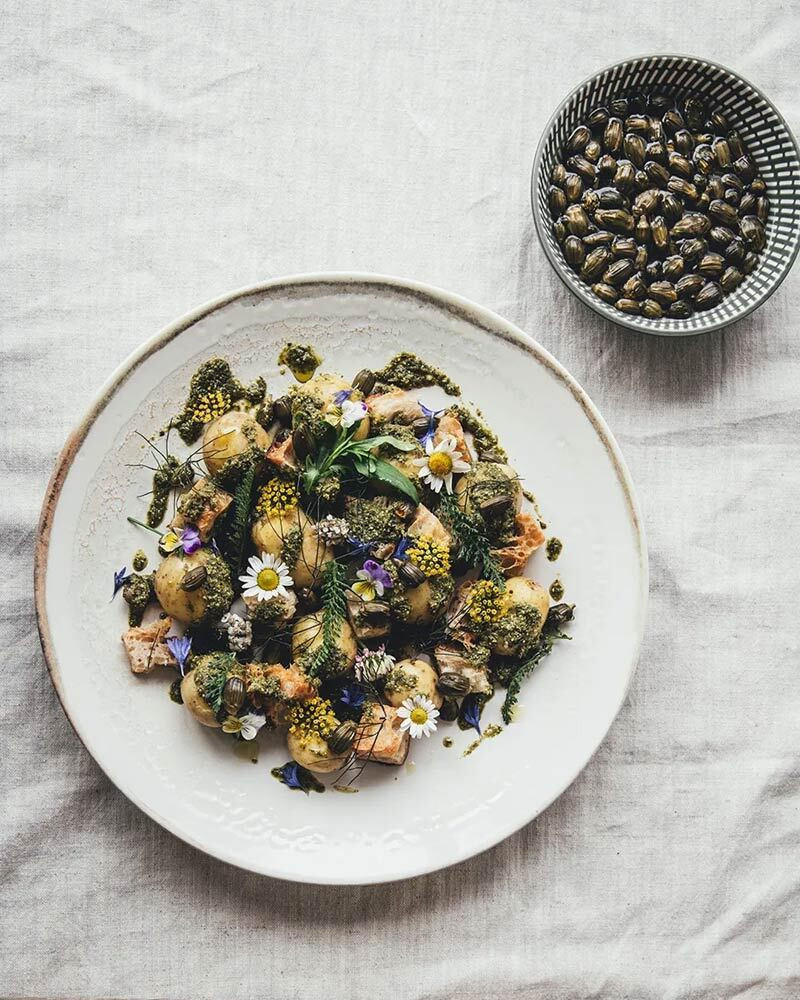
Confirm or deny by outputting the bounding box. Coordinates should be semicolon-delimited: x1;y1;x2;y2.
460;694;482;735
180;526;202;554
166;635;192;676
112;567;130;600
352;559;393;601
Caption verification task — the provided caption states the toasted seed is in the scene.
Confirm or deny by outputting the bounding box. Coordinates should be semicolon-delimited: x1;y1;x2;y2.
695;132;715;147
615;297;641;314
651;215;668;249
722;172;743;193
740;215;766;251
742;252;759;275
712;138;731;168
693;172;708;193
709;226;736;247
272;395;293;424
581;190;600;214
634;245;648;269
553;219;567;243
661;108;684;133
676;274;704;298
603;259;635;286
644;160;670;186
551;163;567;186
750;177;767;195
633;188;660;216
728;130;745;160
667;177;699;201
437;672;471;697
548;185;568;216
564;172;583;203
684;96;706;130
648;281;678;306
595;185;625;208
566;125;590;153
624;133;647;167
611;236;638;259
698;252;725;278
588;105;609;129
292;423;315;460
592;281;619;304
680;238;707;261
720;266;744;293
622;273;647;300
695;281;723;310
641;298;663;318
662;255;684;281
565;204;590;237
352;369;376;395
692;145;715;174
645;140;668;165
738;192;757;217
563;236;585;270
585;139;602;163
667;152;693;178
625;114;650;135
584;229;615;247
222;676;246;715
597;154;617;176
613;160;635;189
603;117;623;153
634;169;650;191
756;196;769;223
595;208;634;233
635;215;650;243
674;128;694;155
724;188;740;207
670;212;711;238
328;721;358;755
669;299;693;319
709;109;730;133
645;260;662;280
480;494;514;516
581;248;613;281
724;237;746;264
661;192;683;224
708;199;739;228
567;155;596;184
181;566;208;591
610;98;628;117
734;155;755;182
697;192;710;212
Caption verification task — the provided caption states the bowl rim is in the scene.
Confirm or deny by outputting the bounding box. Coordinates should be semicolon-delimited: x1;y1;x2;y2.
34;271;649;884
531;52;800;338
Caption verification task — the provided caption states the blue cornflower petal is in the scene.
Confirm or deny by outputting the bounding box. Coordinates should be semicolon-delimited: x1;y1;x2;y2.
394;536;411;560
166;635;192;676
333;389;352;405
112;567;130;600
460;695;482;735
340;683;366;709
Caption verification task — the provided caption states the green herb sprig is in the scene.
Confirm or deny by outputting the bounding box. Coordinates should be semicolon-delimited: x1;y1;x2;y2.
500;604;575;723
217;462;256;582
302;427;419;503
438;494;505;586
307;559;349;679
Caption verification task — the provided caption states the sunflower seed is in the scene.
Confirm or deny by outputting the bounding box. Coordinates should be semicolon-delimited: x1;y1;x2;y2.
567;155;596;184
695;281;723;310
587;106;609;129
661;192;683;224
591;282;619;304
584;230;615;247
742;252;759;275
667;177;699;201
564;173;583;203
641;298;663;318
602;259;635;286
563;236;585;270
603;117;623;153
734;155;756;182
724;237;746;264
551;163;567;186
709;226;737;247
670;213;711;238
651;215;668;249
662;255;684;281
673;128;694;155
625;114;650;135
669;299;693;318
680;238;707;261
594;208;634;233
756;196;769;223
615;297;641;314
622;273;647;299
644;160;670;186
648;281;678;306
667;152;693;178
584;139;602;163
740;215;766;251
613;160;635;189
633;188;660;216
697;252;725;278
181;566;208;591
597;154;617;176
566;125;590;153
581;248;613;281
352;369;376;395
708;199;739;228
720;266;744;293
565;204;590;237
676;274;704;298
624;133;647;167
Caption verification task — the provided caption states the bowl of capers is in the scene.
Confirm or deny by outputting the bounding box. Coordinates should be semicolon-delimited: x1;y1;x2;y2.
531;55;800;335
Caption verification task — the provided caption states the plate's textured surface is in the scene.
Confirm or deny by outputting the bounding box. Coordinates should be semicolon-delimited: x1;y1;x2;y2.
37;276;646;884
532;55;800;335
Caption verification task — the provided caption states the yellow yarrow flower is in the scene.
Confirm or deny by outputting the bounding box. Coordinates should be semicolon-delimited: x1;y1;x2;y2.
287;697;338;748
407;535;451;578
465;579;506;625
192;388;231;424
255;478;300;518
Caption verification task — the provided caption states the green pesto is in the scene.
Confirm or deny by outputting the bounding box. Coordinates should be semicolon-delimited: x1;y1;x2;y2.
546;537;563;562
278;343;322;382
465;643;491;671
298;647;348;680
247;672;284;701
168;677;183;704
192;652;240;713
344;496;404;544
372;423;421;459
132;549;148;572
458;462;518;544
375;353;460;395
122;573;154;626
448;404;507;461
173;358;266;444
462;723;503;757
272;763;325;792
549;579;565;601
233;739;260;764
281;525;304;574
177;478;219;523
443;737;454;748
211;446;262;491
313;474;342;502
289;389;330;440
147;455;193;528
248;596;293;627
428;574;455;618
254;398;275;429
200;553;235;624
489;604;542;658
383;666;417;696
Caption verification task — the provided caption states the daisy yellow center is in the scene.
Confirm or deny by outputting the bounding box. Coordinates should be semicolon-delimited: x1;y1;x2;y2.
257;568;280;591
410;707;428;725
428;452;453;477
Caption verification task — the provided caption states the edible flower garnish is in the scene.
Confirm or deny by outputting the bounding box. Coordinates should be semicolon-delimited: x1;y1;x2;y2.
414;434;470;494
191;388;230;424
352;559;393;601
354;645;395;683
465;579;506;624
398;694;439;739
287;697;338;747
341;398;368;428
340;682;367;708
407;535;451;577
158;525;202;555
255;479;299;518
219;612;253;653
271;760;325;794
112;566;130;600
239;552;293;602
314;514;350;546
165;634;192;676
417;402;443;446
460;694;482;735
222;712;267;740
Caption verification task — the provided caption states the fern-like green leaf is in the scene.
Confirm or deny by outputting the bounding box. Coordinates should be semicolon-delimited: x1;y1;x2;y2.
438;494;504;586
217;462;256;583
307;559;349;679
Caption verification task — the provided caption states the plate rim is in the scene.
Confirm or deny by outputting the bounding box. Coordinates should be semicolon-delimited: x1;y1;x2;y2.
34;271;649;884
530;52;800;338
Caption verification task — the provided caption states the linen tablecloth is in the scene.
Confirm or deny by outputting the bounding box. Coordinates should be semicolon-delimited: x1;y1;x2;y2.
2;2;799;997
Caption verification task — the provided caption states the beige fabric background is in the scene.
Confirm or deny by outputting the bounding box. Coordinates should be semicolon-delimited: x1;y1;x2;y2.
2;1;799;997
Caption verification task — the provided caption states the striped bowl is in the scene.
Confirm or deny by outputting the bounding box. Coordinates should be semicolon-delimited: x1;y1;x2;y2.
531;55;800;336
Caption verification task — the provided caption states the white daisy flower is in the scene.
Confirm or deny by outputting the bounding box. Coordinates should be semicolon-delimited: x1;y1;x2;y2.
413;434;470;494
239;552;293;602
398;694;440;739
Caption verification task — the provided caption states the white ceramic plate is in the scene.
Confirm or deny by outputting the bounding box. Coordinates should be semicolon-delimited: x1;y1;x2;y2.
36;274;647;885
